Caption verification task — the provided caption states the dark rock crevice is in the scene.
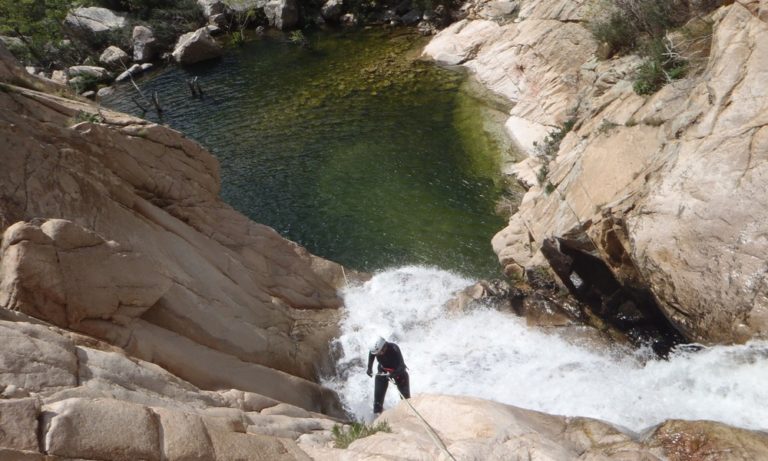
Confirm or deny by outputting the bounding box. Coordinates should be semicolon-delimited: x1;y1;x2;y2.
540;236;685;356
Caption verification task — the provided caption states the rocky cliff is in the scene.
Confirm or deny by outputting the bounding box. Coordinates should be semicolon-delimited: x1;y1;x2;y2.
2;0;768;457
425;0;768;345
0;38;362;457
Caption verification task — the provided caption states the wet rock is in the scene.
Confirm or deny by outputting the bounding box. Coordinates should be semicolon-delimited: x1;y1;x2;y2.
206;24;223;36
172;27;223;64
321;0;343;21
444;279;515;314
401;9;423;25
646;419;768;460
96;86;114;98
197;0;231;17
340;13;358;25
417;20;438;35
265;0;299;30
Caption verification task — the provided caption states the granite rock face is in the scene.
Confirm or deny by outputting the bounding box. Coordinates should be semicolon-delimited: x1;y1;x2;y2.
301;395;768;460
172;27;224;64
0;40;349;418
64;7;128;45
425;0;768;344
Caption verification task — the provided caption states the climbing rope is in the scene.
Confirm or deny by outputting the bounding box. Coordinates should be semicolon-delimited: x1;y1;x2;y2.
386;376;458;461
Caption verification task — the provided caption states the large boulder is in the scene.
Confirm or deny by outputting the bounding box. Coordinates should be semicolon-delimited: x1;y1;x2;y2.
0;219;171;329
265;0;299;30
172;27;223;64
321;0;343;21
197;0;232;17
64;7;128;44
132;25;158;63
99;45;130;68
67;65;112;82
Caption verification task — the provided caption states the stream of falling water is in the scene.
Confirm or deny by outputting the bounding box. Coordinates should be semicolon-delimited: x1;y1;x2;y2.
323;266;768;432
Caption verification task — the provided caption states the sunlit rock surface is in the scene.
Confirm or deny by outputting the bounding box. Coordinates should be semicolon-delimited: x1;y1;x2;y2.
300;395;768;460
0;40;348;415
426;0;768;344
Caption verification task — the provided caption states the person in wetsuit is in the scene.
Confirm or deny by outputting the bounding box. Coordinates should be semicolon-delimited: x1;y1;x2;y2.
366;336;410;414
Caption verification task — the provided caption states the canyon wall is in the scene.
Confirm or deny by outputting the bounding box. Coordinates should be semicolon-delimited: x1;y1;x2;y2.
425;0;768;344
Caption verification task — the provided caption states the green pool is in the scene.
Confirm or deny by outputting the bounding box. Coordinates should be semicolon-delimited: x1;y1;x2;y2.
102;28;509;278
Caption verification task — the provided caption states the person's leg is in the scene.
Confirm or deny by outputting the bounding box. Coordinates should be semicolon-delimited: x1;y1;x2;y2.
395;371;410;399
373;374;389;413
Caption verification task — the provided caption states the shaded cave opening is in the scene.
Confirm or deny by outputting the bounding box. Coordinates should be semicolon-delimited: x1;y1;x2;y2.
541;237;685;357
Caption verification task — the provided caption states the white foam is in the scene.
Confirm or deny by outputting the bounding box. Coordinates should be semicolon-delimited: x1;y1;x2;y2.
323;266;768;431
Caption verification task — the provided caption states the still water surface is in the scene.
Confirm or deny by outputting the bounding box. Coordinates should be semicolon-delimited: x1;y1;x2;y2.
103;29;507;277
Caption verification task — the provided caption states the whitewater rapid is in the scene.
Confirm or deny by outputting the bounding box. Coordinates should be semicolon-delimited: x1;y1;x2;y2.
323;266;768;432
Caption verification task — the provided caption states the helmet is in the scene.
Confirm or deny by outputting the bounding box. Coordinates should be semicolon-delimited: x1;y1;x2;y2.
370;337;387;355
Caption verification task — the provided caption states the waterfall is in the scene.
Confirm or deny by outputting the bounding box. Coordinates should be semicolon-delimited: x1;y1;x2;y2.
323;266;768;431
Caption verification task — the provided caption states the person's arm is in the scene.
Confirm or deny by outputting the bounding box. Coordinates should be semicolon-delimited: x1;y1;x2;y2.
366;352;375;376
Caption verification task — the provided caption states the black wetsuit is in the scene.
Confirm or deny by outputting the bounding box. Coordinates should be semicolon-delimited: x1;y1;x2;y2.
367;342;410;414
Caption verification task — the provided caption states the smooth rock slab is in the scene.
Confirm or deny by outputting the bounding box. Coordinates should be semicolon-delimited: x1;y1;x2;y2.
154;407;216;461
0;320;78;394
42;397;160;461
64;7;127;36
0;398;40;452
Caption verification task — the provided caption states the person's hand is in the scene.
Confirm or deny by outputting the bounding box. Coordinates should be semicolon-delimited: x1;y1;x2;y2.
366;369;373;377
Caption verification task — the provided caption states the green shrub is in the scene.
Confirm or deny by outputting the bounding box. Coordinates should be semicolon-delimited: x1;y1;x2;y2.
534;118;575;159
72;110;105;124
288;30;309;47
331;421;391;449
633;37;686;95
230;30;245;46
589;0;690;57
0;0;70;65
590;11;637;55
